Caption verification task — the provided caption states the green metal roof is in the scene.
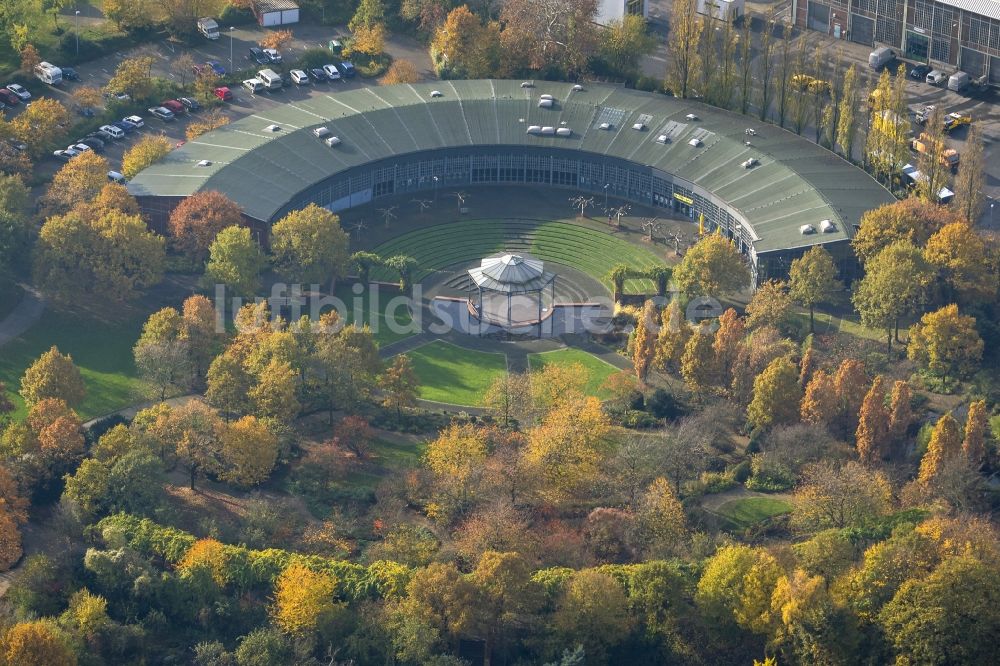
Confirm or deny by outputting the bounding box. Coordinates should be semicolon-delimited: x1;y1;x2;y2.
127;79;894;253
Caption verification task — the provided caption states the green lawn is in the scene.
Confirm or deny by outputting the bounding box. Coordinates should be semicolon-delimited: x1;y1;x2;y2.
0;304;147;421
527;348;620;400
369;219;666;293
715;497;793;529
342;437;427;489
330;284;416;346
404;341;507;406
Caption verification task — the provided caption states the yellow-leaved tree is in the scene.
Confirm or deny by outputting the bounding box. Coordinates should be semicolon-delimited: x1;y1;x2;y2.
747;356;802;430
122;135;171;179
20;345;86;408
271;563;343;636
219;415;279;487
525;395;614;503
178;538;230;586
918;412;963;485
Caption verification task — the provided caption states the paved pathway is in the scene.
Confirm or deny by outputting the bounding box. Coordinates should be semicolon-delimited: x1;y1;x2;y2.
0;284;45;348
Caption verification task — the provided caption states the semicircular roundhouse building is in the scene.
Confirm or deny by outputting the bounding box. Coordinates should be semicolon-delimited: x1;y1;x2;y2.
127;79;895;284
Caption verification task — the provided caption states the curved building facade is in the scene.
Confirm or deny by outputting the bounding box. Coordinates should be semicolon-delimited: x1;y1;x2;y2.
128;80;895;283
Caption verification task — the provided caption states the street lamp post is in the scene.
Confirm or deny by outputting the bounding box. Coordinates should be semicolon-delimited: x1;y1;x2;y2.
433;176;439;202
604;183;610;211
75;10;80;56
229;27;235;73
991;201;995;226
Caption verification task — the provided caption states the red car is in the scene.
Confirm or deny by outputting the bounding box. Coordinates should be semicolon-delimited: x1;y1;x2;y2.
214;86;233;101
0;89;20;106
161;99;186;114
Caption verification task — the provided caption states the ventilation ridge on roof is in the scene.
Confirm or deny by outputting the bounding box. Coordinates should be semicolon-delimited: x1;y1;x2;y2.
444;81;475;145
362;87;422;151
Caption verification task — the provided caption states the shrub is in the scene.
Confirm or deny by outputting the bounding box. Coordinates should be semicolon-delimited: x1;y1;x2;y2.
744;453;795;492
646;389;685;420
297;48;333;71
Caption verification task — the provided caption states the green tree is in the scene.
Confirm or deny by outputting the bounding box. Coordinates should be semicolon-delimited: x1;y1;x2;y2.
852;240;933;351
632;300;658;382
880;554;1000;665
204;226;266;298
680;323;716;394
379;354;419;418
745;280;792;331
205;351;253;417
600;14;655;78
553;570;631;663
351;251;381;284
349;0;384;32
249;359;300;422
747;356;802;430
907;304;983;382
270;204;350;287
0;174;31;269
104;55;156;100
695;544;783;635
673;233;750;296
20;346;86;408
33;210;165;302
788;246;842;333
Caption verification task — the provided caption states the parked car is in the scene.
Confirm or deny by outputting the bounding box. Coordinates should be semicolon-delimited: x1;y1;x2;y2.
7;140;27;152
99;124;125;139
79;137;105;152
206;60;226;76
122;115;144;128
279;71;292;87
214;86;233;101
915;105;936;124
926;69;947;85
161;99;185;114
105;91;131;102
290;69;310;85
338;61;356;78
0;89;20;106
53;148;78;161
61;66;79;81
322;64;342;81
148;106;175;121
909;63;931;80
329;38;343;54
242;78;265;94
249;47;270;65
178;96;201;111
6;84;30;101
78;107;95;117
83;130;112;143
309;68;328;82
107;170;127;184
111;120;133;133
262;48;282;64
68;143;91;153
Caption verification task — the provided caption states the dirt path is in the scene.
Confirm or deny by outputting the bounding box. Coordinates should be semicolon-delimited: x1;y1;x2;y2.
0;284;45;348
699;486;794;514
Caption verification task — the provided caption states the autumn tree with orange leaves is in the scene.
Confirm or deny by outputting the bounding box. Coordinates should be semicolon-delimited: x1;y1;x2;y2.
168;190;245;262
856;376;889;465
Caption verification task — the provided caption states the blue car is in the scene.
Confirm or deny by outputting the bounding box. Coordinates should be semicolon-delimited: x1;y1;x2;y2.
338;61;356;78
207;60;226;76
111;120;133;133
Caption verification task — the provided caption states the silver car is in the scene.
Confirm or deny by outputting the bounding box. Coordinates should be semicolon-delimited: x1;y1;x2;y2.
925;70;947;85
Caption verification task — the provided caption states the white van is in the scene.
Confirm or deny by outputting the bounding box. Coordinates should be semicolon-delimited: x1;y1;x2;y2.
34;61;62;85
197;18;220;40
107;171;127;184
257;69;282;91
868;47;895;70
947;71;970;92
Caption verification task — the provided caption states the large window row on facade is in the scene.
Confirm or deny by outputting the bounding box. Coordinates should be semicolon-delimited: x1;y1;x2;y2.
274;147;852;283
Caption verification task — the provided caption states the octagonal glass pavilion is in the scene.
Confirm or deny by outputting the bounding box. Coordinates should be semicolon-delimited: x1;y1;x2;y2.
467;252;556;330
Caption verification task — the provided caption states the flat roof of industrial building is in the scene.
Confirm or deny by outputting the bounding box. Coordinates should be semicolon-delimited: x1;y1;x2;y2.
127;79;894;253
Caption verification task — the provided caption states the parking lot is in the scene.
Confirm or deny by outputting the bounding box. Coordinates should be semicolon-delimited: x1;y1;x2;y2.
3;23;434;183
